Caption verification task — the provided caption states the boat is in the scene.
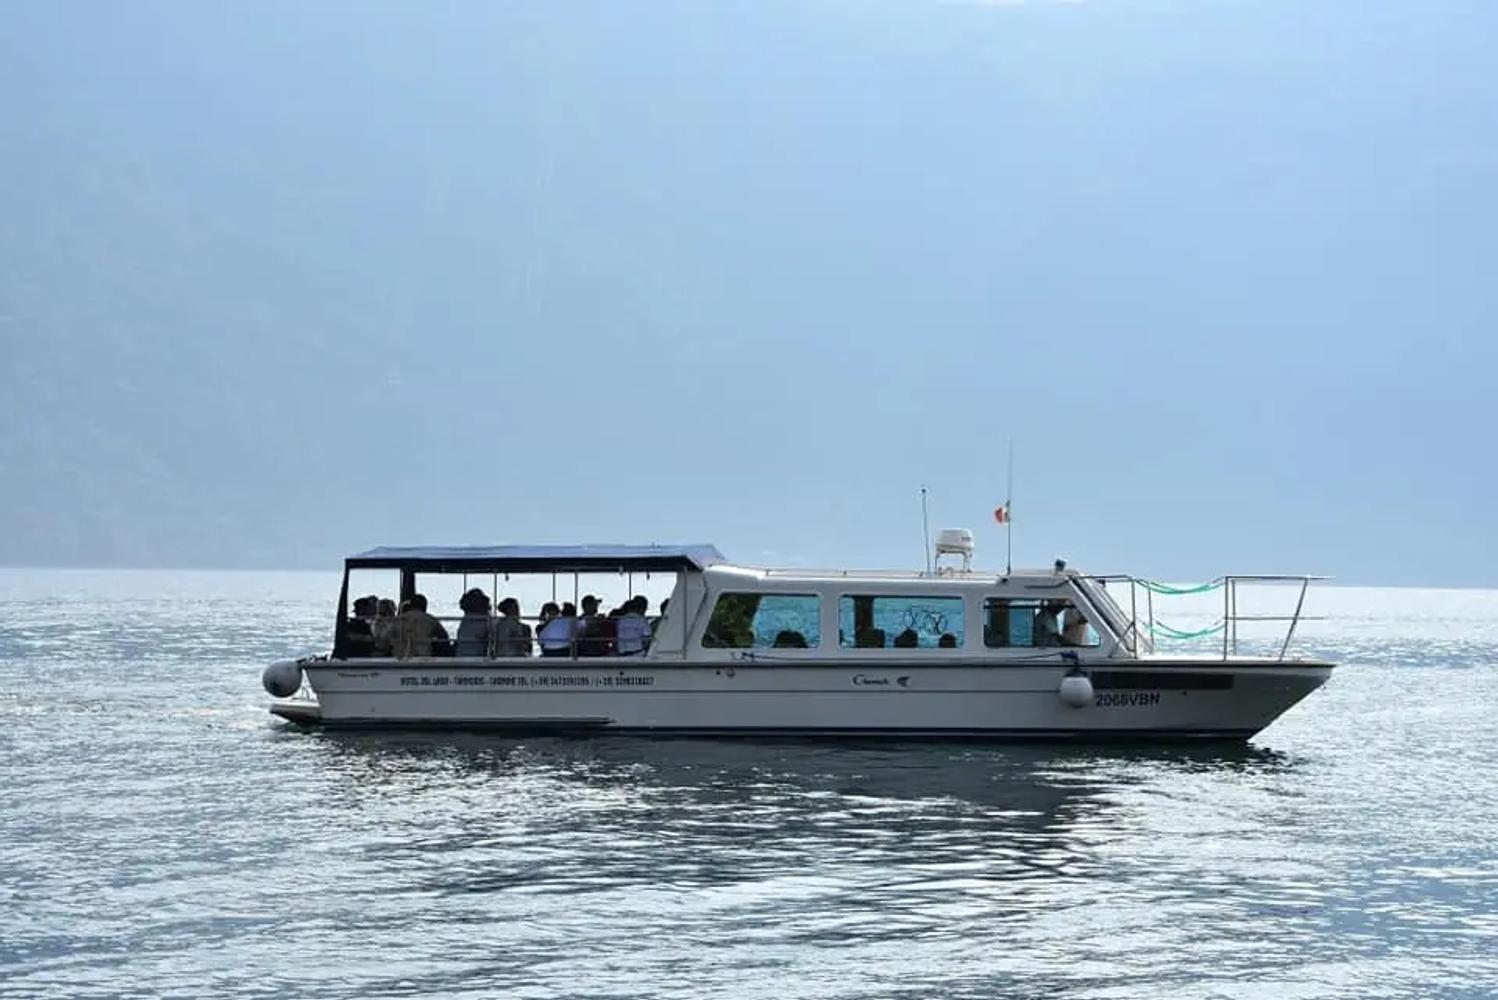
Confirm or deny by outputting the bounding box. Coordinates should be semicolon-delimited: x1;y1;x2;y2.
261;535;1334;740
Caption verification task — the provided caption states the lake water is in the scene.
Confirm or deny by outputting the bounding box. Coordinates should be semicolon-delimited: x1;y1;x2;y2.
2;569;1496;999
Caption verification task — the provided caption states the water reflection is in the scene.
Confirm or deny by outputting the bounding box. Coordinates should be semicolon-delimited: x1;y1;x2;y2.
289;732;1301;903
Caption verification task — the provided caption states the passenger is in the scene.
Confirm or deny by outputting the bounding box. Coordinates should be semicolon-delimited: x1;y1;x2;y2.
1061;605;1090;646
339;596;376;656
343;595;378;656
578;594;611;656
772;629;808;649
938;632;958;648
352;594;379;627
455;588;492;658
633;596;653;652
892;628;919;649
372;598;398;655
391;594;450;659
1034;601;1062;647
616;596;651;655
538;602;580;657
599;606;625;656
492;597;533;657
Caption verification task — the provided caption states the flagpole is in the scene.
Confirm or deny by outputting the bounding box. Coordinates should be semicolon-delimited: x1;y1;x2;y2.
1006;442;1014;576
921;486;932;575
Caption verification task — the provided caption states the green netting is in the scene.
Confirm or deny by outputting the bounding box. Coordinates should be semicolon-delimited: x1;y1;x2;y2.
1136;578;1224;596
1148;620;1226;640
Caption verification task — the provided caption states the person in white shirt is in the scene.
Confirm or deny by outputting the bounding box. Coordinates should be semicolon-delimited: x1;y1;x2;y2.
538;602;580;657
615;596;651;656
1061;605;1090;646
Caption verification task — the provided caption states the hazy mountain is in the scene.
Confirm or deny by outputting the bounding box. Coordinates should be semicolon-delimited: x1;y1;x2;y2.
2;2;1495;583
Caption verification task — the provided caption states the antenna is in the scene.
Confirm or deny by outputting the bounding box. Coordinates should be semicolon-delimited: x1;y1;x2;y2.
921;485;932;575
1006;442;1014;576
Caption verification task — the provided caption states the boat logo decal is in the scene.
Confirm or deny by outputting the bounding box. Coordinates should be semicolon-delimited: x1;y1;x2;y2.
853;674;911;688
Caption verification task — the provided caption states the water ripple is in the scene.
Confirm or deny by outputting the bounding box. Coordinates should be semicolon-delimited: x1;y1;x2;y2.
1;572;1497;998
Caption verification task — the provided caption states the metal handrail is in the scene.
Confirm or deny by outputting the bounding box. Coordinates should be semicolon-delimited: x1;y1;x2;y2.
1073;573;1323;662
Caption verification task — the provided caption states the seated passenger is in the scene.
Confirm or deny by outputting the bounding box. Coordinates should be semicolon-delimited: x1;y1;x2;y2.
455;588;493;658
1034;601;1063;647
938;632;958;648
648;598;669;642
892;628;919;649
372;598;398;655
580;594;603;631
616;596;652;655
771;629;808;649
351;594;378;628
854;627;886;649
391;594;450;659
578;594;612;657
1061;605;1090;646
538;602;580;657
492;597;533;657
342;595;378;656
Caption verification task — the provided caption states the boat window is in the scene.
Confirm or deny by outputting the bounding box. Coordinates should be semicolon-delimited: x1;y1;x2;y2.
837;595;964;649
983;598;1100;648
701;593;821;649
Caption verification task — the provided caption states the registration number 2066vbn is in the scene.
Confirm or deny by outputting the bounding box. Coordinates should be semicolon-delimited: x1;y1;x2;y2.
1095;691;1162;708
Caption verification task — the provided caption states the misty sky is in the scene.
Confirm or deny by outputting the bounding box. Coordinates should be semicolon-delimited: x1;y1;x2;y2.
1;1;1494;585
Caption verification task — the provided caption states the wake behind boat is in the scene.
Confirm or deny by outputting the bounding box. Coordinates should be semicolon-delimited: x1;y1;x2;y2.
262;536;1332;740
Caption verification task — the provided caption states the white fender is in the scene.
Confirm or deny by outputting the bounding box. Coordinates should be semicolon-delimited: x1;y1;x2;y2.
1058;672;1094;709
262;659;303;698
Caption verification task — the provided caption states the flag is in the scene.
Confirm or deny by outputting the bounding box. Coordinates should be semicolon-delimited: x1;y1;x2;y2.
994;504;1010;525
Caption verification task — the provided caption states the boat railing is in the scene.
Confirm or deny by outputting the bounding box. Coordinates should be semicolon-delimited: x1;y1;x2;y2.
414;614;661;660
1068;574;1326;661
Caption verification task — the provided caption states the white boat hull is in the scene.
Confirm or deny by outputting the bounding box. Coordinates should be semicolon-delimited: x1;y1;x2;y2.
272;657;1332;740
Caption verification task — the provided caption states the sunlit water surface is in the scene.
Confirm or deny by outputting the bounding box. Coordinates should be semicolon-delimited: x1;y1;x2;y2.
2;570;1496;999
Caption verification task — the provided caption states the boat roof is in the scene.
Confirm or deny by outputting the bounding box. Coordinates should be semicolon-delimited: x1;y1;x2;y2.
345;543;726;573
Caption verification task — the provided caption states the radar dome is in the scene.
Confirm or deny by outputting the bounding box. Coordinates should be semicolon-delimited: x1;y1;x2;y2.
933;528;975;572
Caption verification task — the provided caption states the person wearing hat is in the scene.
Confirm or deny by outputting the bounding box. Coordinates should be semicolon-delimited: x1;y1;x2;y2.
340;595;379;656
578;594;611;656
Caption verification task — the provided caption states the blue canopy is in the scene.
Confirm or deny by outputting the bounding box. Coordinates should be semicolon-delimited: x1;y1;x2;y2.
345;543;725;573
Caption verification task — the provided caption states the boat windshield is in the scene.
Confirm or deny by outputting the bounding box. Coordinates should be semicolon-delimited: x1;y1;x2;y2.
1073;577;1144;654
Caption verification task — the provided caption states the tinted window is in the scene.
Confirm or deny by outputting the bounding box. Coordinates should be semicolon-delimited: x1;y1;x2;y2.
984;598;1099;648
838;595;964;649
702;593;820;649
